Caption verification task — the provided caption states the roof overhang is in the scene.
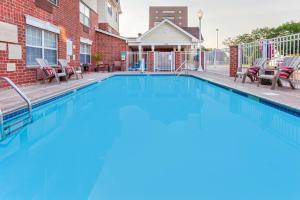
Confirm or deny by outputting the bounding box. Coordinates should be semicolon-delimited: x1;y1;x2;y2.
96;29;127;42
137;19;200;43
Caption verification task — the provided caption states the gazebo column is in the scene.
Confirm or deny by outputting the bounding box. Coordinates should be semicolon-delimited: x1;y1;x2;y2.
138;45;143;60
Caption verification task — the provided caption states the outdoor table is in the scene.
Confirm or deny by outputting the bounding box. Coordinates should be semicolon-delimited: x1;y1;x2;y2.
261;67;278;85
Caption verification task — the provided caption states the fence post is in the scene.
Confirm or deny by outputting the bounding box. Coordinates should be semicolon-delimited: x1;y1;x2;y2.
147;51;154;72
175;51;182;71
229;45;239;77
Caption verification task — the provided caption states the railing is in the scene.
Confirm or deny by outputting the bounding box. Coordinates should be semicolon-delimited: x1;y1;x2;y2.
175;61;187;76
240;33;300;67
0;77;32;140
126;52;149;72
180;51;201;71
239;33;300;87
204;48;230;76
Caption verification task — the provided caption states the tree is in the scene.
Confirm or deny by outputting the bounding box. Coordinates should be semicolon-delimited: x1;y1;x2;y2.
223;21;300;46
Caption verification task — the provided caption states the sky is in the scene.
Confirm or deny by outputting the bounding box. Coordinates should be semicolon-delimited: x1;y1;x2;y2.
119;0;300;48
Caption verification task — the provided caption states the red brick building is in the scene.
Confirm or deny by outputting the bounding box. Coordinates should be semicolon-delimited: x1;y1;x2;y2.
0;0;128;84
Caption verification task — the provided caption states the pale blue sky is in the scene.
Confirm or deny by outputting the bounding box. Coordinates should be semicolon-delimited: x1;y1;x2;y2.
120;0;300;48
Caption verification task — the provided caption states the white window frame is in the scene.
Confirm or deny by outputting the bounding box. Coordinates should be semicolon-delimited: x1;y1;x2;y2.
80;43;91;65
107;2;112;16
25;25;58;67
115;12;118;23
80;2;90;27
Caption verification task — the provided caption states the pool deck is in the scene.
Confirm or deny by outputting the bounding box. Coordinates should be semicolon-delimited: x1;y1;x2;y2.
1;71;300;115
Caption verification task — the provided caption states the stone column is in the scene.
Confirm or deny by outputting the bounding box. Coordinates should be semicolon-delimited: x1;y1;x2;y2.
229;46;239;77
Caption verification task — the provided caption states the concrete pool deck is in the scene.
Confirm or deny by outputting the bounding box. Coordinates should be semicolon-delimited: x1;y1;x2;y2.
0;71;300;115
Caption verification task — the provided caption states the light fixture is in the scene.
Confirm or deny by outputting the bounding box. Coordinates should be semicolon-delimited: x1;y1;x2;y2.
197;9;204;19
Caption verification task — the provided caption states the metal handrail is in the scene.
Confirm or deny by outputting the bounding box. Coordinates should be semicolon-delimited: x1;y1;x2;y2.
0;77;32;113
0;77;32;140
175;61;187;74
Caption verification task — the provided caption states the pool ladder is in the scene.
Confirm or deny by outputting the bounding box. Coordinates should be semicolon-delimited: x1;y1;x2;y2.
0;77;32;141
175;61;188;76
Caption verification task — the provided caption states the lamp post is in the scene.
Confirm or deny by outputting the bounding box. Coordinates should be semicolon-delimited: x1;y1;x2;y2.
214;28;219;66
216;28;219;49
197;9;204;71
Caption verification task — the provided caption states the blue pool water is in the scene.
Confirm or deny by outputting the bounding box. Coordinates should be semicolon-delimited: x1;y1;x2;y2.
0;75;300;200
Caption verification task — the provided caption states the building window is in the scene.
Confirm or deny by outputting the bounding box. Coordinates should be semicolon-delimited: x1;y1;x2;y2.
80;43;91;64
115;12;118;22
26;26;58;66
107;2;112;16
163;16;175;23
162;11;175;14
80;2;90;27
48;0;58;6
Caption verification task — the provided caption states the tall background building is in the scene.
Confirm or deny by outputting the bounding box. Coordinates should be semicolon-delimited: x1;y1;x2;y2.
149;6;188;29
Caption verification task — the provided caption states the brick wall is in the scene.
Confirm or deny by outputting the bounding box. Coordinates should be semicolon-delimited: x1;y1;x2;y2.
175;51;182;71
229;46;239;77
0;0;98;84
147;51;154;72
95;32;128;68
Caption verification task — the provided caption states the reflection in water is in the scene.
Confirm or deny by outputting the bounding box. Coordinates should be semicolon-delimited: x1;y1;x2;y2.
0;75;299;200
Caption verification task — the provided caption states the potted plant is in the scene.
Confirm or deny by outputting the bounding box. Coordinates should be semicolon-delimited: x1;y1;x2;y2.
92;53;103;72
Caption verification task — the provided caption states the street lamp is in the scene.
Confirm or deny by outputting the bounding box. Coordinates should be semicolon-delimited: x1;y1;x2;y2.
214;28;219;66
216;28;219;49
197;9;204;71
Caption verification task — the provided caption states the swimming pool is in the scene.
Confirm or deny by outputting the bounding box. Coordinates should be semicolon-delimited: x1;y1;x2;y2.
0;75;300;200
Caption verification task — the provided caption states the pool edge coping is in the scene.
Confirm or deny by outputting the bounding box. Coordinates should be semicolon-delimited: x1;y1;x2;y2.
2;72;300;121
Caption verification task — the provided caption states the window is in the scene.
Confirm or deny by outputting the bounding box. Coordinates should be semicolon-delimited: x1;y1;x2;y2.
80;43;91;64
48;0;58;6
163;16;175;23
115;12;118;23
26;26;58;66
107;2;112;16
162;11;175;14
80;2;90;27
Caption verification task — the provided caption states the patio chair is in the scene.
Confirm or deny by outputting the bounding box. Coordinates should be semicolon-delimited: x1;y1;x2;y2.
257;56;300;90
234;57;267;83
129;60;142;71
58;59;83;80
36;58;67;83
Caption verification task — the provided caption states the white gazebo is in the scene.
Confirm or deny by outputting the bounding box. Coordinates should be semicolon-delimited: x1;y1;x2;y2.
128;19;200;53
127;19;202;71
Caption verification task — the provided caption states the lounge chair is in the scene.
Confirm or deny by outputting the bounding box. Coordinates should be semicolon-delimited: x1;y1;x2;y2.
257;56;300;90
58;59;83;79
234;57;267;83
129;60;142;71
36;58;67;83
